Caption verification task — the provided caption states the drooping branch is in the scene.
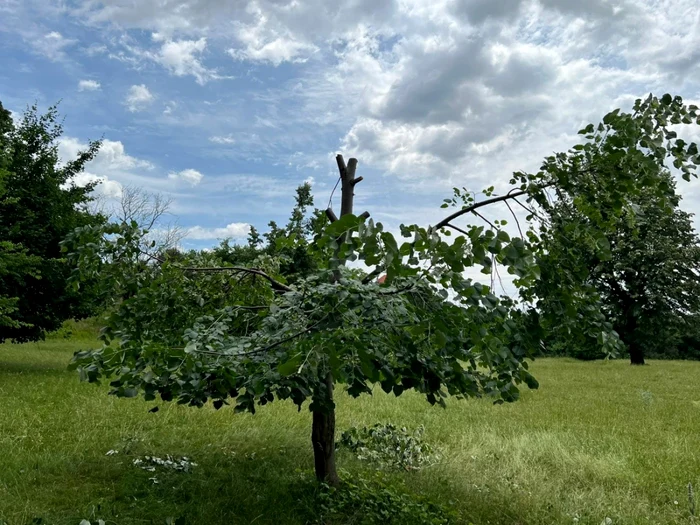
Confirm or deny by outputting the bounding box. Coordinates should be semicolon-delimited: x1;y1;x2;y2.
138;248;292;292
504;200;524;239
361;267;384;284
182;266;292;292
472;209;496;229
432;187;550;232
233;313;331;357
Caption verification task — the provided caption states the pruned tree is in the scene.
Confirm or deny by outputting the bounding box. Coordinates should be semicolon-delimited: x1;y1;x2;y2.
63;94;700;485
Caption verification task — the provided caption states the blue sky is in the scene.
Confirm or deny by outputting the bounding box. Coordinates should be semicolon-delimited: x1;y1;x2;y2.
1;0;700;252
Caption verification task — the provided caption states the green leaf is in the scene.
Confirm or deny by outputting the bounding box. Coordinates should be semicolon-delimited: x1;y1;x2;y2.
278;354;302;376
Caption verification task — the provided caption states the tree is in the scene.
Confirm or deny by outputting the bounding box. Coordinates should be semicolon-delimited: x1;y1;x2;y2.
0;102;104;342
214;181;324;284
115;185;184;252
538;172;700;364
0;101;12;137
64;94;700;485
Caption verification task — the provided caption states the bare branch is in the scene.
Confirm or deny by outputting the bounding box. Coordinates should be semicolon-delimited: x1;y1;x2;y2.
445;223;469;236
504;200;524;239
472;209;496;229
115;185;184;251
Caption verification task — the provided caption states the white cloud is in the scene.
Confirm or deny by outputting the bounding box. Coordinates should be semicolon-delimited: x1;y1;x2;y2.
163;101;177;115
78;79;101;91
228;35;317;66
186;222;251;240
32;31;76;61
68;171;123;198
209;135;236;145
168;168;204;185
59;137;153;172
154;37;220;84
84;43;108;56
125;84;155;112
57;137;156;199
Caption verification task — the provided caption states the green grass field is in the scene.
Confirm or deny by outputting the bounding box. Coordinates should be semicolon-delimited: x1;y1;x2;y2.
1;330;700;524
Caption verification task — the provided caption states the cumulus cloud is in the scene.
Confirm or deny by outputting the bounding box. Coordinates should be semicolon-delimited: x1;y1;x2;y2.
168;168;204;185
125;84;154;112
68;172;123;198
186;222;250;240
78;79;101;91
57;137;158;199
59;137;153;172
153;37;221;84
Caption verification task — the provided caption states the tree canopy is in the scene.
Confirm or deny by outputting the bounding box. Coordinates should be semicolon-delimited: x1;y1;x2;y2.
64;93;700;485
538;170;700;363
0;102;104;342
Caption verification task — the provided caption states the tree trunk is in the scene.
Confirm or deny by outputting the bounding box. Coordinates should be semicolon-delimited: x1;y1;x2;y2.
311;372;339;486
629;343;645;365
309;154;361;487
622;307;645;365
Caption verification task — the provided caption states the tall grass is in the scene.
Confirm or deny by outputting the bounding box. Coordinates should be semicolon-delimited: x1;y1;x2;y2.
1;334;699;524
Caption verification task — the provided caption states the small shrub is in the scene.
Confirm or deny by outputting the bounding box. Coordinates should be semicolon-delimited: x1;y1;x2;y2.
338;423;439;471
315;474;460;525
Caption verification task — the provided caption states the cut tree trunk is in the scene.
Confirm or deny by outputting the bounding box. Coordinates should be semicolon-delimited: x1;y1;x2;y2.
309;154;362;487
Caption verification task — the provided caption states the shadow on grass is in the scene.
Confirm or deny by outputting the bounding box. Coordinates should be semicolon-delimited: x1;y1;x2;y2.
23;446;326;525
0;360;70;374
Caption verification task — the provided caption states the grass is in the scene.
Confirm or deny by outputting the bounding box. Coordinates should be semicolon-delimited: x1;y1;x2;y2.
2;329;700;524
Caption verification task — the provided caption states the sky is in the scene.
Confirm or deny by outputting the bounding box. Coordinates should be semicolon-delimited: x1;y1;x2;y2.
1;0;700;252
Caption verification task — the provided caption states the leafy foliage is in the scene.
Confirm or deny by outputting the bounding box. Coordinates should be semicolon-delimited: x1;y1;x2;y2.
0;101;104;342
543;175;700;362
214;182;324;284
315;475;460;525
338;423;439;471
528;98;700;362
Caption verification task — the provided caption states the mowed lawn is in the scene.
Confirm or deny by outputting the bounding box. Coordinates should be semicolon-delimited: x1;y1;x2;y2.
1;335;700;525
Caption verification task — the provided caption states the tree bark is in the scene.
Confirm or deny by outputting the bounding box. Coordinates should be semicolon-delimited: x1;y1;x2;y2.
623;307;645;365
629;343;645;365
311;373;339;486
310;154;361;486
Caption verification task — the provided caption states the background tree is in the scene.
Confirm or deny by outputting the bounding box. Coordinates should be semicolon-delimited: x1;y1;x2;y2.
0;102;103;342
115;185;184;252
531;168;700;364
0;101;12;137
64;94;700;486
214;181;323;284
